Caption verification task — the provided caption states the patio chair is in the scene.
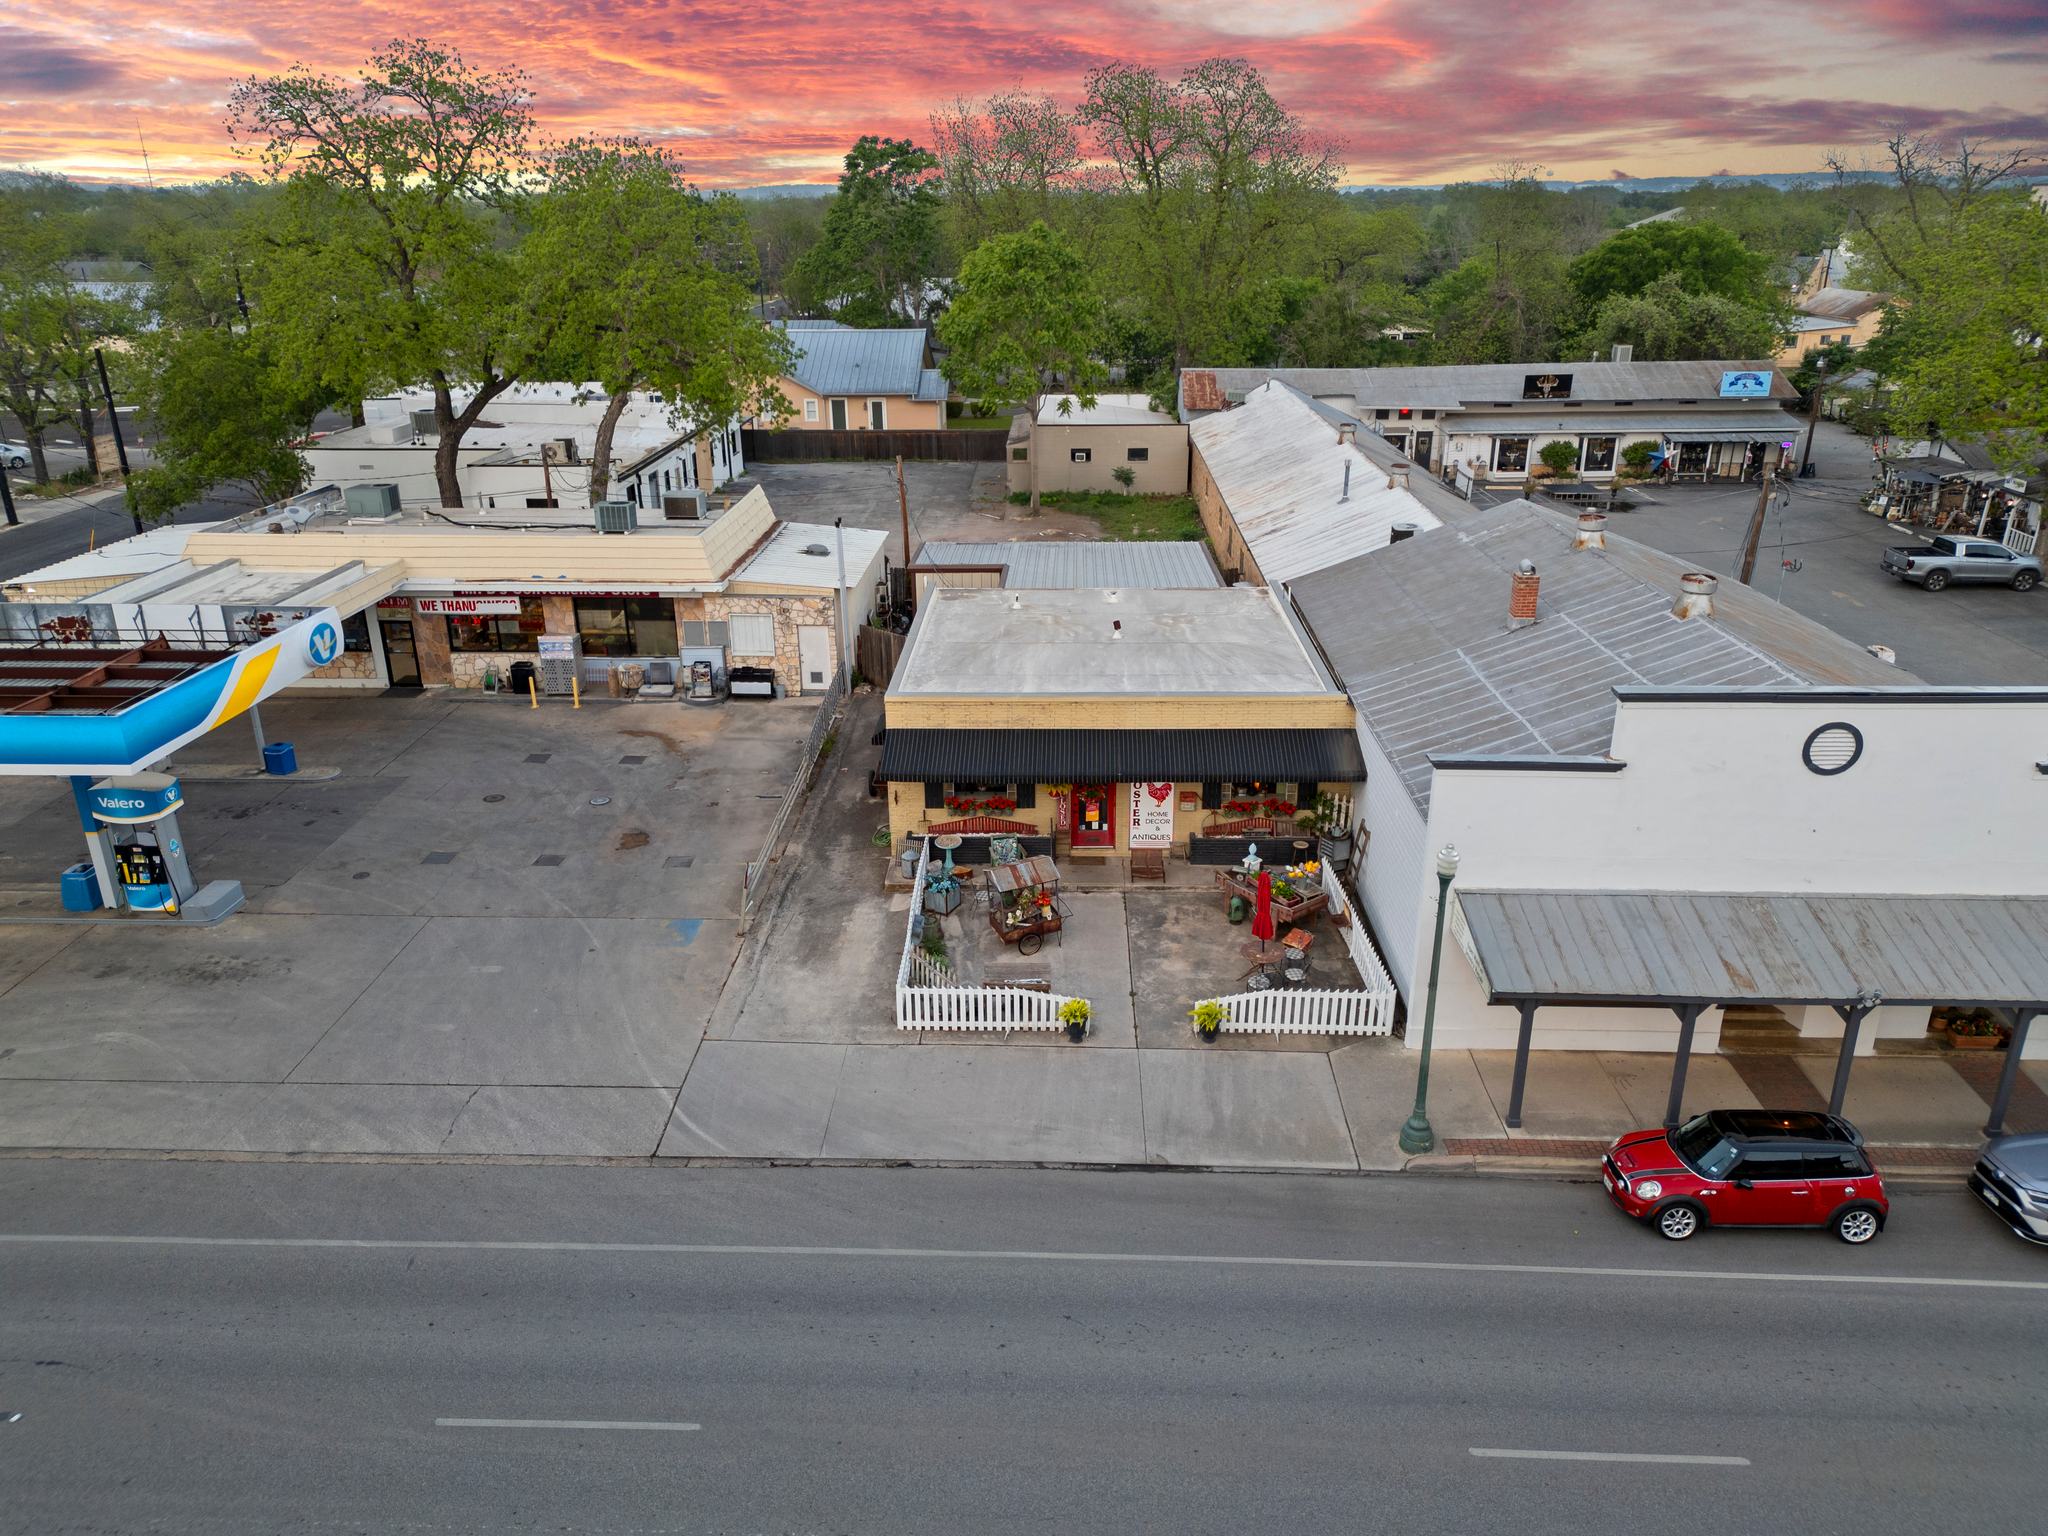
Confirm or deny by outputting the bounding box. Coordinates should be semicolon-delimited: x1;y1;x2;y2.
1131;847;1166;881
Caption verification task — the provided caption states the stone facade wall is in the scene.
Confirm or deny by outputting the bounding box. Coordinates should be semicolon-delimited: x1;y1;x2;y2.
305;650;381;683
701;593;839;695
414;607;453;684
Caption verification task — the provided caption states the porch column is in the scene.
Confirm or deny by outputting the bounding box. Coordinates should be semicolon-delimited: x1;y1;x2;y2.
1985;1008;2043;1137
1504;1001;1538;1129
1664;1004;1708;1129
1827;1000;1878;1116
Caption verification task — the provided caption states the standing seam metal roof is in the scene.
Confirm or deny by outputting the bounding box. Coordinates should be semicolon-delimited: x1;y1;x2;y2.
1287;500;1912;815
777;325;945;398
914;541;1220;589
1189;361;1797;411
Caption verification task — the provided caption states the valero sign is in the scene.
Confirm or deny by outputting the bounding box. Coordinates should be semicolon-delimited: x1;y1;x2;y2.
88;773;183;824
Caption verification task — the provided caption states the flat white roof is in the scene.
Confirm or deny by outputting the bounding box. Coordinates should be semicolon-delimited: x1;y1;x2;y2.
735;521;890;589
2;522;219;591
1034;394;1179;427
890;586;1339;698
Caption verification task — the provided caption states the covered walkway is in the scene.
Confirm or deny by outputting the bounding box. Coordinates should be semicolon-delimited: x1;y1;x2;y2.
1453;891;2048;1139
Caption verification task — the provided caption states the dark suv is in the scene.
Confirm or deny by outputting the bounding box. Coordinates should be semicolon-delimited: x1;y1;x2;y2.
1604;1109;1888;1243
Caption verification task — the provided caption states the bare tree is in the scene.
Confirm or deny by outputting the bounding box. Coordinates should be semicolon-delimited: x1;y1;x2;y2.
1826;132;2042;287
930;91;1083;253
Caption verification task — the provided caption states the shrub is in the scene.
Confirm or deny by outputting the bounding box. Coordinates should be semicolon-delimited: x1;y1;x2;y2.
1189;1000;1226;1036
1111;465;1135;489
1621;440;1658;468
1538;440;1580;480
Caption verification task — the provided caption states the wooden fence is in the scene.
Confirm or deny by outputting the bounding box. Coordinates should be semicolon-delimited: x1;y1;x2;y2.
857;625;906;689
1204;987;1396;1036
897;984;1076;1031
742;428;1009;463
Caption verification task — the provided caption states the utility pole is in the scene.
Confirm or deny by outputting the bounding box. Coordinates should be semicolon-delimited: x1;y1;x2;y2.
835;516;852;696
896;454;912;577
0;459;17;527
1738;472;1775;585
1797;358;1828;477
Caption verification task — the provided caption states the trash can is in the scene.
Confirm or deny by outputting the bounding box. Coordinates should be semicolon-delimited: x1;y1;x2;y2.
262;741;297;776
60;861;102;912
617;662;646;694
508;659;538;697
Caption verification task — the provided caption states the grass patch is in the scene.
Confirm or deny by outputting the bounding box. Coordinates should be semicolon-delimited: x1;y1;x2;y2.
950;417;1014;431
1005;489;1206;543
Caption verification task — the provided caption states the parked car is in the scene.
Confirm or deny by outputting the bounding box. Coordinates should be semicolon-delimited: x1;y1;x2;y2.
1881;535;2042;591
1603;1109;1888;1243
1970;1133;2048;1247
1;444;26;470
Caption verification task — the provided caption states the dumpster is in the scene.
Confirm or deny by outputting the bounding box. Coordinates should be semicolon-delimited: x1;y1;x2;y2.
262;741;298;776
61;861;102;912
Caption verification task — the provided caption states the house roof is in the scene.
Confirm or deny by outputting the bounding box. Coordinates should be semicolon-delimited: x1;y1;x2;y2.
914;541;1220;589
1188;382;1451;584
775;323;946;399
1184;361;1798;414
734;520;890;590
1800;286;1884;322
1286;500;1911;815
1030;394;1179;426
1181;370;1227;413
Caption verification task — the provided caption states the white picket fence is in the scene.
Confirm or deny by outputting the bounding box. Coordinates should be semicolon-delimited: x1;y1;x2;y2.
897;984;1081;1031
894;834;1089;1031
1204;986;1395;1035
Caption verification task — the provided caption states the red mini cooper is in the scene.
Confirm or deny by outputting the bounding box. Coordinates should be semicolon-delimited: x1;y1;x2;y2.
1604;1110;1888;1243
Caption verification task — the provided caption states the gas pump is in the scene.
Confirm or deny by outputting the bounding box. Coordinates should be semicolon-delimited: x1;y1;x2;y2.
87;774;196;916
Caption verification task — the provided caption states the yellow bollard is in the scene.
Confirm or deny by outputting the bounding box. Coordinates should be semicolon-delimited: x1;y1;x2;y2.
529;676;539;709
571;673;581;709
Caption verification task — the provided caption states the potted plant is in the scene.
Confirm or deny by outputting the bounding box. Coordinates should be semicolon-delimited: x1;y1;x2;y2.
1190;999;1225;1041
1949;1010;2006;1050
1297;793;1352;870
1059;998;1091;1042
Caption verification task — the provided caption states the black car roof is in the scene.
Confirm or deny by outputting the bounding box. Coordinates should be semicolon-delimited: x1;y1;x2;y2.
1711;1109;1856;1144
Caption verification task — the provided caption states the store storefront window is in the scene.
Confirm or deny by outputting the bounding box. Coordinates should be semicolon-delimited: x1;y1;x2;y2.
341;612;372;652
1494;437;1530;473
575;597;679;657
447;598;546;652
1583;436;1617;472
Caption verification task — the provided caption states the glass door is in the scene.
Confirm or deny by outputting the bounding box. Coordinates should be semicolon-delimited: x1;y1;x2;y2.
380;620;421;687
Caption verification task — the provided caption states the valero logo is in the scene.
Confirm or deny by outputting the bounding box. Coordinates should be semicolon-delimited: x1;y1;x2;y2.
307;621;340;667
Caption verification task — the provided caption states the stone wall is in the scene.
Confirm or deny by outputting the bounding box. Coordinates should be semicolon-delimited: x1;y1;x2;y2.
701;592;839;695
305;649;381;684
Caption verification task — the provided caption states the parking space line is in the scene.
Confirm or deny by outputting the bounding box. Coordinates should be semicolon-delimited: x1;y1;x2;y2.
0;1234;2042;1291
1471;1449;1747;1465
437;1419;698;1431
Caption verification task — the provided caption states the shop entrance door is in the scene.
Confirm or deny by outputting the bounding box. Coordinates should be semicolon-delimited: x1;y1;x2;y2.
1071;784;1116;849
1412;432;1433;470
1676;443;1710;477
380;620;421;687
797;625;831;692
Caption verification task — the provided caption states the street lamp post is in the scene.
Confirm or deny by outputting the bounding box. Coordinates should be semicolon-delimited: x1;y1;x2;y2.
1399;844;1460;1155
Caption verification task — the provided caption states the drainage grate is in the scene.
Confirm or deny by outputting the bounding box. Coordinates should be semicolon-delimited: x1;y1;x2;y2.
524;753;552;764
619;754;647;765
352;871;371;880
533;854;566;867
482;794;505;803
422;852;457;865
663;856;695;868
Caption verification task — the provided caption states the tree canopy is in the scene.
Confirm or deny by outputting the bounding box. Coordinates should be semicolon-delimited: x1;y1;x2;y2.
1568;220;1776;308
787;136;944;326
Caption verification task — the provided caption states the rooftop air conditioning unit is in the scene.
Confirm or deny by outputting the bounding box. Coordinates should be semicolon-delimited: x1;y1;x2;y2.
409;410;440;440
542;438;579;464
343;483;402;518
663;490;708;520
594;501;637;534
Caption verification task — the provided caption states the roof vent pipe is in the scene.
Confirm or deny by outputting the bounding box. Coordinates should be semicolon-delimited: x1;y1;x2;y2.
1340;462;1351;502
1338;422;1357;445
1390;462;1410;491
1390;522;1418;543
1112;619;1123;639
1670;571;1718;620
1507;560;1540;631
1573;512;1608;551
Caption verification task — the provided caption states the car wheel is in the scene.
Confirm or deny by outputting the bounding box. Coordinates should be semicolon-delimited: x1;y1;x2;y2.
1920;570;1950;591
1655;1202;1704;1241
1833;1206;1881;1244
2013;571;2039;592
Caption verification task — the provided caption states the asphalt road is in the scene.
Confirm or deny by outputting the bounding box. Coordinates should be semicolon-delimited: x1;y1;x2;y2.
2;1161;2041;1535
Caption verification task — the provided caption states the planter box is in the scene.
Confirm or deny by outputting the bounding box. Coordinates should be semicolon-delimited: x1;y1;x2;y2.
1949;1030;2002;1050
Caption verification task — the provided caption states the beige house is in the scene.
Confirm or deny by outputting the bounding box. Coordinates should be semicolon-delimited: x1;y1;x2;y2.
762;321;949;431
1006;395;1189;497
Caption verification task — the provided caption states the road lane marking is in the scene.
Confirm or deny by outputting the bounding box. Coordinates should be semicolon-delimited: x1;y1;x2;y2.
0;1234;2042;1291
437;1419;698;1431
1472;1449;1748;1465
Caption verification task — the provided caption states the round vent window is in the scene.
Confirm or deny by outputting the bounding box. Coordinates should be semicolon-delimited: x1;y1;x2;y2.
1803;722;1863;776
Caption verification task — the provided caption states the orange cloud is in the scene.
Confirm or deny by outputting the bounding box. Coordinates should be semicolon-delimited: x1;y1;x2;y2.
1;1;2042;187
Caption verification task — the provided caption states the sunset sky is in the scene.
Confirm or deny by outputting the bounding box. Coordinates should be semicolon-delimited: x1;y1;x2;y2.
3;0;2044;189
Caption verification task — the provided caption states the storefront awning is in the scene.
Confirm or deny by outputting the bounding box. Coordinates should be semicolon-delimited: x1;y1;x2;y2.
878;727;1366;784
1660;430;1798;445
1454;889;2048;1008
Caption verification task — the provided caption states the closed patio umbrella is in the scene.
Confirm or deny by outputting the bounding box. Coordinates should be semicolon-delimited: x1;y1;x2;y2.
1252;869;1276;943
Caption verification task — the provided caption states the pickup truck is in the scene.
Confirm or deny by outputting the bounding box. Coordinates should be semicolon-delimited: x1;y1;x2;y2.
1881;535;2042;591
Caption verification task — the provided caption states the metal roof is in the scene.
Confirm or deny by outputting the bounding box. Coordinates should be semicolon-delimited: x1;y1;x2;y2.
775;324;945;399
1800;287;1883;322
1189;383;1447;584
1456;890;2048;1007
915;541;1220;589
878;727;1366;783
1187;361;1797;413
1286;501;1911;815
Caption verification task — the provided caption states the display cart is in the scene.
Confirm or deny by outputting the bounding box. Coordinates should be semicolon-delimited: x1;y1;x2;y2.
1212;867;1329;926
983;854;1068;956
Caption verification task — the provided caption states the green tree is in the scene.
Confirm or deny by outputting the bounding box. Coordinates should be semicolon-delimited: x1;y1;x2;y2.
1571;270;1785;361
228;39;556;508
787;137;944;325
937;221;1106;512
1422;167;1576;363
1076;57;1341;369
0;198;105;484
523;138;795;504
744;193;829;302
1568;221;1775;308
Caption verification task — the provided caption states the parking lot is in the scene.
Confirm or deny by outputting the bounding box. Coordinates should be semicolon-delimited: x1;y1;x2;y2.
0;688;822;1155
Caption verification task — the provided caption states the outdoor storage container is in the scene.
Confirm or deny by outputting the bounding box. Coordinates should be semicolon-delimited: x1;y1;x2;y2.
60;861;101;912
262;741;297;776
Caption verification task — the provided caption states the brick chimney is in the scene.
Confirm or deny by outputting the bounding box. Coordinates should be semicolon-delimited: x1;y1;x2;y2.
1338;422;1357;445
1507;560;1540;630
1573;512;1608;551
1670;571;1717;619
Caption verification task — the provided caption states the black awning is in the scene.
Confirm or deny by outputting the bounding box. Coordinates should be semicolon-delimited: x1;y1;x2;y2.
878;727;1365;783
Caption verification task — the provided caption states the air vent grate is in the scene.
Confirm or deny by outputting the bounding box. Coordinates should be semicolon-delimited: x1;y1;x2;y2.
1803;723;1863;776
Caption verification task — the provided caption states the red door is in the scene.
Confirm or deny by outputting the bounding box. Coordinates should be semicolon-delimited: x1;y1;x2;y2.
1717;1148;1813;1225
1071;784;1116;849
